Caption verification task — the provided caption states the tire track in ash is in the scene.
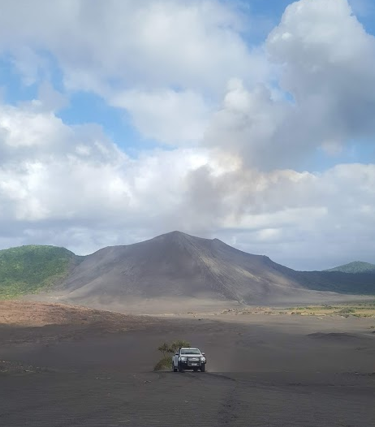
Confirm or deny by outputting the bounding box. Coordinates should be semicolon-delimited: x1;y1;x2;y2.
162;371;245;426
143;371;267;427
217;381;240;426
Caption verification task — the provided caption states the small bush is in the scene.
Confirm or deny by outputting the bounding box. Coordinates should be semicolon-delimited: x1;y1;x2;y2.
154;339;191;371
170;340;190;352
336;308;356;315
154;357;172;371
157;342;171;358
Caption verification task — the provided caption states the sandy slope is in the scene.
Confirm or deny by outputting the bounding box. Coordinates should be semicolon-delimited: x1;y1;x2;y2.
38;231;375;308
54;231;305;304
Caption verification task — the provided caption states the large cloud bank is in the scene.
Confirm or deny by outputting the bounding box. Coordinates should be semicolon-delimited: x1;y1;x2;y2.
0;0;374;269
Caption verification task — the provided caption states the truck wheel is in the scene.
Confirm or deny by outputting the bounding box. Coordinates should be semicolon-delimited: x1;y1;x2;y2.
178;363;184;373
201;364;206;372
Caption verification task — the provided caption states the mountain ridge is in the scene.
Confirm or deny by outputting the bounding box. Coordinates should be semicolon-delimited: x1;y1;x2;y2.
325;261;375;274
45;231;375;305
0;232;374;305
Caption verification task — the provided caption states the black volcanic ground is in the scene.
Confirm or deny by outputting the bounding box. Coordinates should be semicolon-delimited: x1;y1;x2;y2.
1;301;374;427
42;231;375;309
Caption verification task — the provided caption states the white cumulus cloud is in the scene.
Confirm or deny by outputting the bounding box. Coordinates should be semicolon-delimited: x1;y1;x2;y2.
0;0;374;269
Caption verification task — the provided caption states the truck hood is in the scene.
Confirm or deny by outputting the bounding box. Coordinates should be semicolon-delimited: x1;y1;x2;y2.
179;354;204;358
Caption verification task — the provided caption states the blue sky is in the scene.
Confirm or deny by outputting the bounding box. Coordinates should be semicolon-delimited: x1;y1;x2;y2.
0;57;38;103
0;0;374;269
1;0;373;166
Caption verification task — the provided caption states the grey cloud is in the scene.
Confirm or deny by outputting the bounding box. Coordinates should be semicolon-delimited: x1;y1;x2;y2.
181;162;375;269
0;0;266;95
0;102;374;270
205;0;375;170
0;0;374;270
0;0;271;146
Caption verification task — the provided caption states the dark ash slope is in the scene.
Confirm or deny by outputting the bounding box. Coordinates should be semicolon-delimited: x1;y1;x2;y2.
54;231;375;306
57;231;307;304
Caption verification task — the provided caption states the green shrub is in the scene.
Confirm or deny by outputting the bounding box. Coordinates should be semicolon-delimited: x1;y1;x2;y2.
170;340;190;352
154;357;173;371
154;340;191;371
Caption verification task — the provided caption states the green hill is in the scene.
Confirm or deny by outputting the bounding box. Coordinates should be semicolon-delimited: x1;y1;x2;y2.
0;245;78;299
325;261;375;274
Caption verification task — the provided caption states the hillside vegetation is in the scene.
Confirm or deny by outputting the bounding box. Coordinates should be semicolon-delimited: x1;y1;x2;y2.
325;261;375;274
0;245;77;299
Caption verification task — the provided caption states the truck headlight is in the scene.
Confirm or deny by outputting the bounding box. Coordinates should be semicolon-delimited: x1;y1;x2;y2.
201;357;206;362
180;357;187;361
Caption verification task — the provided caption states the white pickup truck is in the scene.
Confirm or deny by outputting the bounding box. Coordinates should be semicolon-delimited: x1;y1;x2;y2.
172;347;207;372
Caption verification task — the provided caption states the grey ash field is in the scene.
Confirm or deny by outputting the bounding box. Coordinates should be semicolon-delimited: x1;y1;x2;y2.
0;301;375;427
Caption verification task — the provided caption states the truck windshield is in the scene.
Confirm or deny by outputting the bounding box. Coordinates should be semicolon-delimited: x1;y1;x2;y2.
181;348;200;354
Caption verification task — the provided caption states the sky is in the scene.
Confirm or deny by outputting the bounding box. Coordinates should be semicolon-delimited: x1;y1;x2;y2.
0;0;374;270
